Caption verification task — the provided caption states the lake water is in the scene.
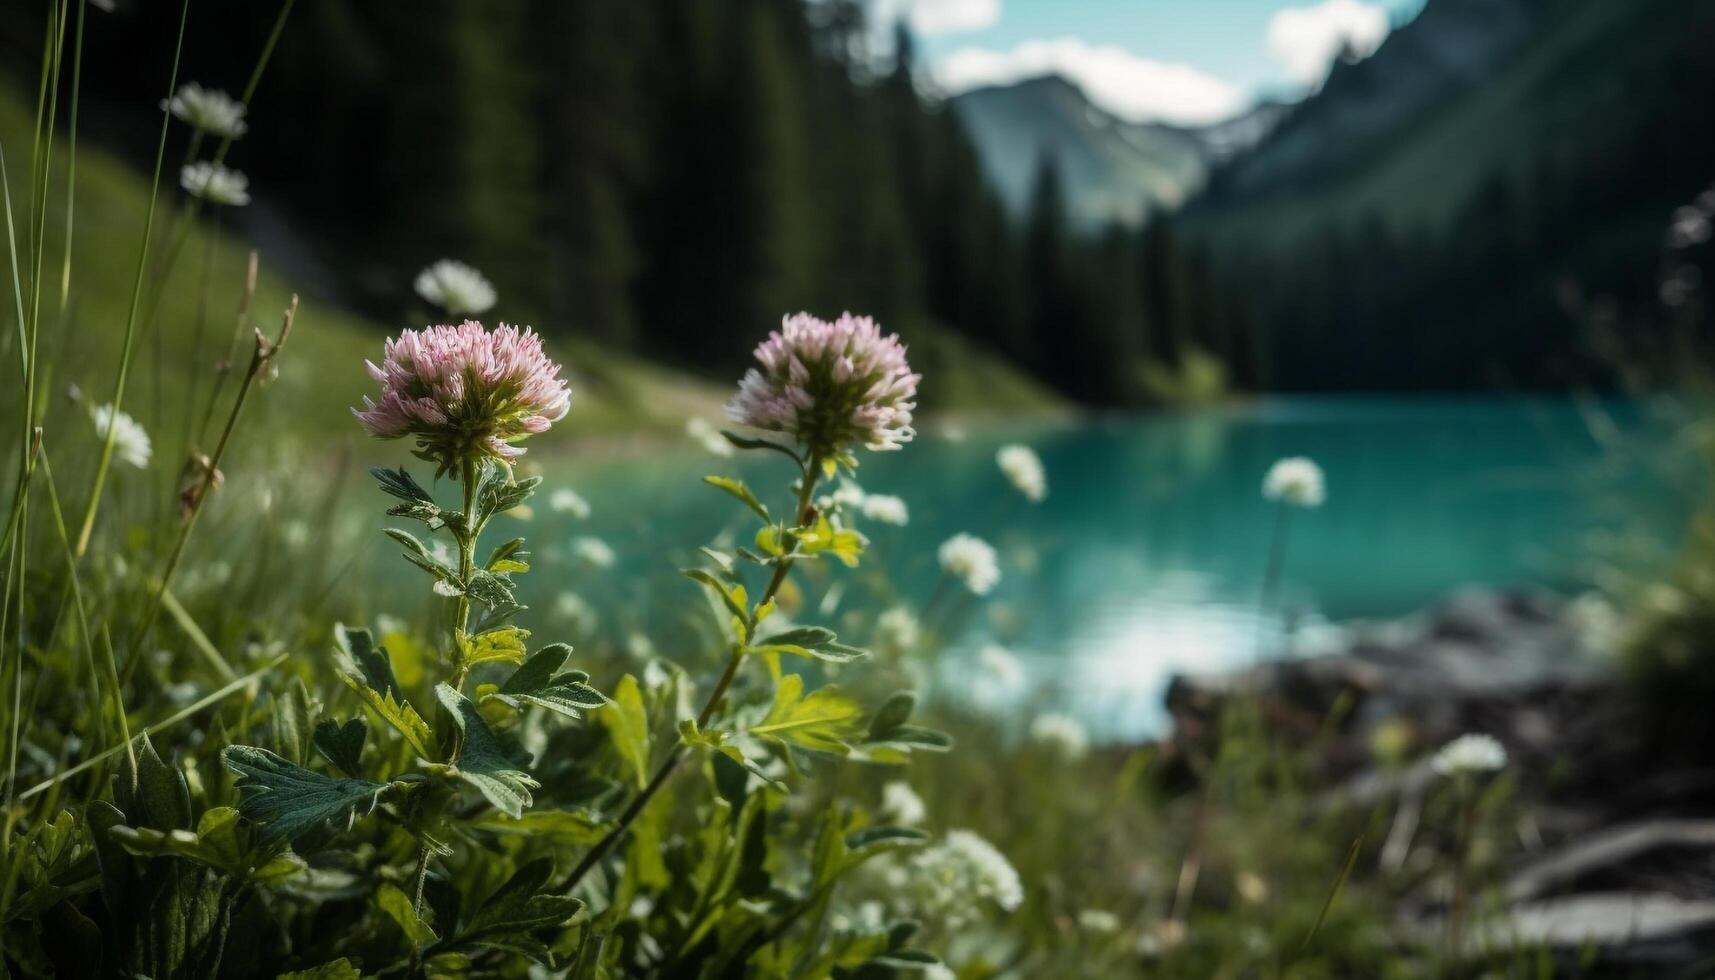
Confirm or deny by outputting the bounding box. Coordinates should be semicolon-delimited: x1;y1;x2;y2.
522;395;1686;740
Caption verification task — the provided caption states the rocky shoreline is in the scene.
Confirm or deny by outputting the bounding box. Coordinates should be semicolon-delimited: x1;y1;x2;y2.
1163;588;1715;973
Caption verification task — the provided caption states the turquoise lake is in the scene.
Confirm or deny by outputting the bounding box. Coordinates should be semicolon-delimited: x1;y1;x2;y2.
508;395;1687;739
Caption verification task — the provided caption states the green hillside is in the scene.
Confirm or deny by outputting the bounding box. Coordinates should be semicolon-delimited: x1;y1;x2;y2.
0;86;1060;466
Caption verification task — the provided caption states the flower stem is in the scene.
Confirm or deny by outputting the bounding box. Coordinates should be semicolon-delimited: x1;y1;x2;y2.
560;453;823;892
450;458;479;692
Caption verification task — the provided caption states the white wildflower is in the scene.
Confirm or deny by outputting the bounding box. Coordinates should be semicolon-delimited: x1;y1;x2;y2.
922;829;1023;914
548;487;591;519
978;644;1023;687
1078;908;1121;933
1262;457;1325;508
161;82;247;138
179;161;250;206
90;403;151;468
554;591;594;624
875;606;921;652
1029;712;1089;760
861;493;909;526
685;416;735;457
571;535;615;569
996;444;1047;503
880;780;927;826
1432;733;1507;776
413;259;497;316
939;533;1000;595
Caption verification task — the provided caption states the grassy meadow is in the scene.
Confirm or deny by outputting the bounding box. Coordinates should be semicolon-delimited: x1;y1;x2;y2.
2;5;1711;980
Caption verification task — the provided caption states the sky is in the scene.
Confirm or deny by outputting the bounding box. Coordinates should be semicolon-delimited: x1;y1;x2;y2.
879;0;1428;125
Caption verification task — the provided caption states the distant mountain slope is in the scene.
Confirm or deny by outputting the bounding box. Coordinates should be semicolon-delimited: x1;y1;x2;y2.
1210;0;1544;203
1191;0;1705;243
949;76;1284;229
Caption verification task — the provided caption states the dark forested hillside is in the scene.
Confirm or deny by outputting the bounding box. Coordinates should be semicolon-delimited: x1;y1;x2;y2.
0;0;1240;408
1188;0;1715;390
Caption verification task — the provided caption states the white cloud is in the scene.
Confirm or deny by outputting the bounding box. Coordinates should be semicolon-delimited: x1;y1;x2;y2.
933;37;1246;126
1266;0;1391;85
870;0;1001;38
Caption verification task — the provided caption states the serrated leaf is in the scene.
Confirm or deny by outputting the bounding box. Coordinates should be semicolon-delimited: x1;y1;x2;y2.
221;745;390;844
435;685;539;817
387;500;454;532
383;527;458;582
684;568;749;624
487;644;608;718
377;882;440;945
478;472;542;524
466;570;524;618
750;675;863;756
279;957;362;980
455;859;582;951
314;718;368;777
599;675;651;788
372;466;434;504
703;475;770;521
335;624;402;699
457;626;531;668
338;668;435;761
750;625;869;664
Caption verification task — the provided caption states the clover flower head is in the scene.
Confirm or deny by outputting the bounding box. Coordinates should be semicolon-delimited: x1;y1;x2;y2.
353;321;570;474
1029;712;1089;759
180;161;250;207
726;312;919;458
162;82;247;138
1263;456;1325;508
880;780;927;826
861;493;909;526
90;402;151;469
415;259;497;316
940;533;1000;596
1432;733;1507;776
549;487;591;519
997;444;1047;502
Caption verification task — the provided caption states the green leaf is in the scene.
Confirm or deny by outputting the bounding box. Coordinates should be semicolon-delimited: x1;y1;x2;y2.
470;809;606;846
703;475;770;521
487;644;608;718
335;625;401;698
271;679;316;766
485;537;527;570
750;626;869;664
378;882;440;945
598;674;651;788
457;625;530;668
313;718;368;778
796;515;866;567
115;733;193;832
466;570;524;618
750;675;864;756
383;527;458;583
720;429;803;465
337;666;435;762
372;466;434;504
448;859;583;965
684;569;749;625
435;684;539;818
867;691;916;739
221;745;391;844
279;958;362;980
478;472;542;524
